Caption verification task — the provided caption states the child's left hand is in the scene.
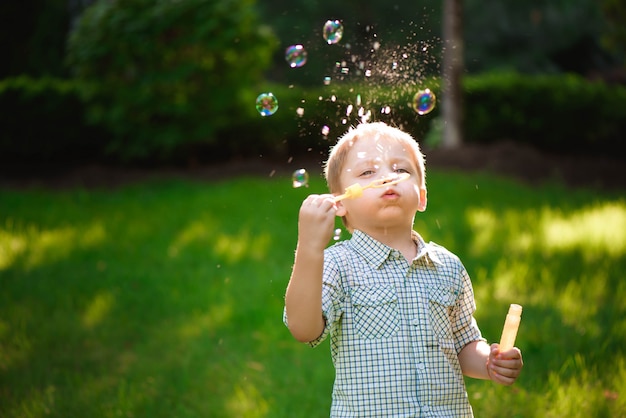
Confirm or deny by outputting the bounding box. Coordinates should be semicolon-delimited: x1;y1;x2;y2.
487;343;523;385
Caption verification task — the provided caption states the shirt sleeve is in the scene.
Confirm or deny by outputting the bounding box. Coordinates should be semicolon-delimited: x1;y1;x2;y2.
452;265;485;353
283;248;345;348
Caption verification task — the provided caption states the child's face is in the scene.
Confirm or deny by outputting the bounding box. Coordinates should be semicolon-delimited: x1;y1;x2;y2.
336;135;427;231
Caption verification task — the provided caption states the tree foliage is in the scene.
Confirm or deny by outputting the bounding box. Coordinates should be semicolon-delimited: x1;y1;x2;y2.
66;0;278;159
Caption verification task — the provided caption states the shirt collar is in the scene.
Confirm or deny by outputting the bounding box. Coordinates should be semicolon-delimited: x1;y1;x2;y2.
349;229;444;268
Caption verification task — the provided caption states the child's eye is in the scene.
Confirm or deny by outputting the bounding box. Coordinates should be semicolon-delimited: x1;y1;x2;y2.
359;169;375;176
394;167;410;174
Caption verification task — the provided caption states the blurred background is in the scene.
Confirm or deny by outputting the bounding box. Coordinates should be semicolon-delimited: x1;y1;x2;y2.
0;0;624;173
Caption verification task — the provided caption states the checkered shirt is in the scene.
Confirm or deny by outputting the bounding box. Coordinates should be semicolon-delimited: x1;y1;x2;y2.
284;229;484;417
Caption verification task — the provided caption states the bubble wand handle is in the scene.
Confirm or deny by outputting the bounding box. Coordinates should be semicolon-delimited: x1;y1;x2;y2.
333;173;410;202
499;304;522;352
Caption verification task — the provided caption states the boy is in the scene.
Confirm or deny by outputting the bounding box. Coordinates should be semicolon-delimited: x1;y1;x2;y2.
284;122;523;417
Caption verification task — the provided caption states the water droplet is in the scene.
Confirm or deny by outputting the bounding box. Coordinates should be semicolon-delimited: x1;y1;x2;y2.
323;20;344;44
255;93;278;116
412;89;436;115
292;169;309;188
285;44;307;68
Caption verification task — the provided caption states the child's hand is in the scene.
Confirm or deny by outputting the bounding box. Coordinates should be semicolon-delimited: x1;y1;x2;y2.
487;343;523;386
297;194;342;250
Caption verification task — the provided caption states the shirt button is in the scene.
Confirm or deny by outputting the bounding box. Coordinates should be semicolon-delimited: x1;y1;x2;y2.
422;405;430;413
391;250;400;259
410;318;419;326
417;363;426;370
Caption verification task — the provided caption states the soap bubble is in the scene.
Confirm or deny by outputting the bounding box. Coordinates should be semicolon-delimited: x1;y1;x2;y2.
323;76;331;85
333;228;342;241
412;89;436;115
256;92;278;116
321;125;330;136
323;20;344;44
285;44;307;68
292;169;309;188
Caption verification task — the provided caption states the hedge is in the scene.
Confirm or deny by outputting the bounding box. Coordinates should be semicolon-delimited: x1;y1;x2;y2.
0;73;624;165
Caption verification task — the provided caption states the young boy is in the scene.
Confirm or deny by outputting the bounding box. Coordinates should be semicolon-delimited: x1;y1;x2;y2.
284;122;523;417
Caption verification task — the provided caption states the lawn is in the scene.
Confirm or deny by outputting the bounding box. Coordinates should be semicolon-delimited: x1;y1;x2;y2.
1;167;625;417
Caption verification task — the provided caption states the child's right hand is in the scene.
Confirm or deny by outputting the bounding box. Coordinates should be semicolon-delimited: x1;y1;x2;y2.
298;194;342;250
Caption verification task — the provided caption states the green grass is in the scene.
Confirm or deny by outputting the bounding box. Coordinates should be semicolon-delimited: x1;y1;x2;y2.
1;169;625;417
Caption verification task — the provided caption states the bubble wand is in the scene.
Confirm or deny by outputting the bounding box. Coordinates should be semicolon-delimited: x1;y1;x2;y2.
499;304;522;352
333;173;411;202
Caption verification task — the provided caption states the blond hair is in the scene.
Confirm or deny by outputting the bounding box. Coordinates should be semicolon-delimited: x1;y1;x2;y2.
324;122;426;194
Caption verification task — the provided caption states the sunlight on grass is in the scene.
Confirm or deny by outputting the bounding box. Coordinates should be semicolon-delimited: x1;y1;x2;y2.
82;291;115;329
167;220;272;263
2;174;625;418
541;203;626;257
540;354;625;417
0;221;106;271
226;381;269;418
467;201;626;258
178;303;233;339
214;229;272;264
467;200;626;338
168;219;217;257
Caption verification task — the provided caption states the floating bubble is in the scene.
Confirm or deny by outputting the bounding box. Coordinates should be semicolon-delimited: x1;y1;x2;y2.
323;76;331;85
285;44;307;68
292;169;309;188
321;125;330;136
296;107;305;117
412;89;436;115
323;20;344;44
256;92;278;116
333;228;342;241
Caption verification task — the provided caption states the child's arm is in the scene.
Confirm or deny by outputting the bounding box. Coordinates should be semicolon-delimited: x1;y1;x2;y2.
458;341;524;386
285;194;340;342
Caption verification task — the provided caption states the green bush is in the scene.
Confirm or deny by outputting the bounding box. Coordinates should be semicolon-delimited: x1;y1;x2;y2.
463;72;626;157
0;76;106;165
66;0;278;160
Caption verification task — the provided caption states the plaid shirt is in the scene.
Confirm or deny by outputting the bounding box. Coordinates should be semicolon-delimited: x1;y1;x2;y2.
285;230;484;417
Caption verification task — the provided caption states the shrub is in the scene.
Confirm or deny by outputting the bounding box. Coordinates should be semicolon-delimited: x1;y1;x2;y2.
463;72;626;158
66;0;278;161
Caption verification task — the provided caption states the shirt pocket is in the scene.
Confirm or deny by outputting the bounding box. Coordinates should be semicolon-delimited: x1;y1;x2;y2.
351;286;400;340
427;284;459;343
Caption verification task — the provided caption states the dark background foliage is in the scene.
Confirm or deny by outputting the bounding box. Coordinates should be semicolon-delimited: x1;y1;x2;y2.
0;0;624;167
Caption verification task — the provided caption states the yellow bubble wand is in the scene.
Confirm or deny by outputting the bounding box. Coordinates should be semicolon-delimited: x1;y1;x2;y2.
333;172;411;202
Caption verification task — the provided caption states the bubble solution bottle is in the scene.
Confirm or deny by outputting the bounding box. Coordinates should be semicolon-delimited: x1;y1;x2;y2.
499;304;522;352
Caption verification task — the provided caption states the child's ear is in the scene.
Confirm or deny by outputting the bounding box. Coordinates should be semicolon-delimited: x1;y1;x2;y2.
334;200;347;217
417;187;427;212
